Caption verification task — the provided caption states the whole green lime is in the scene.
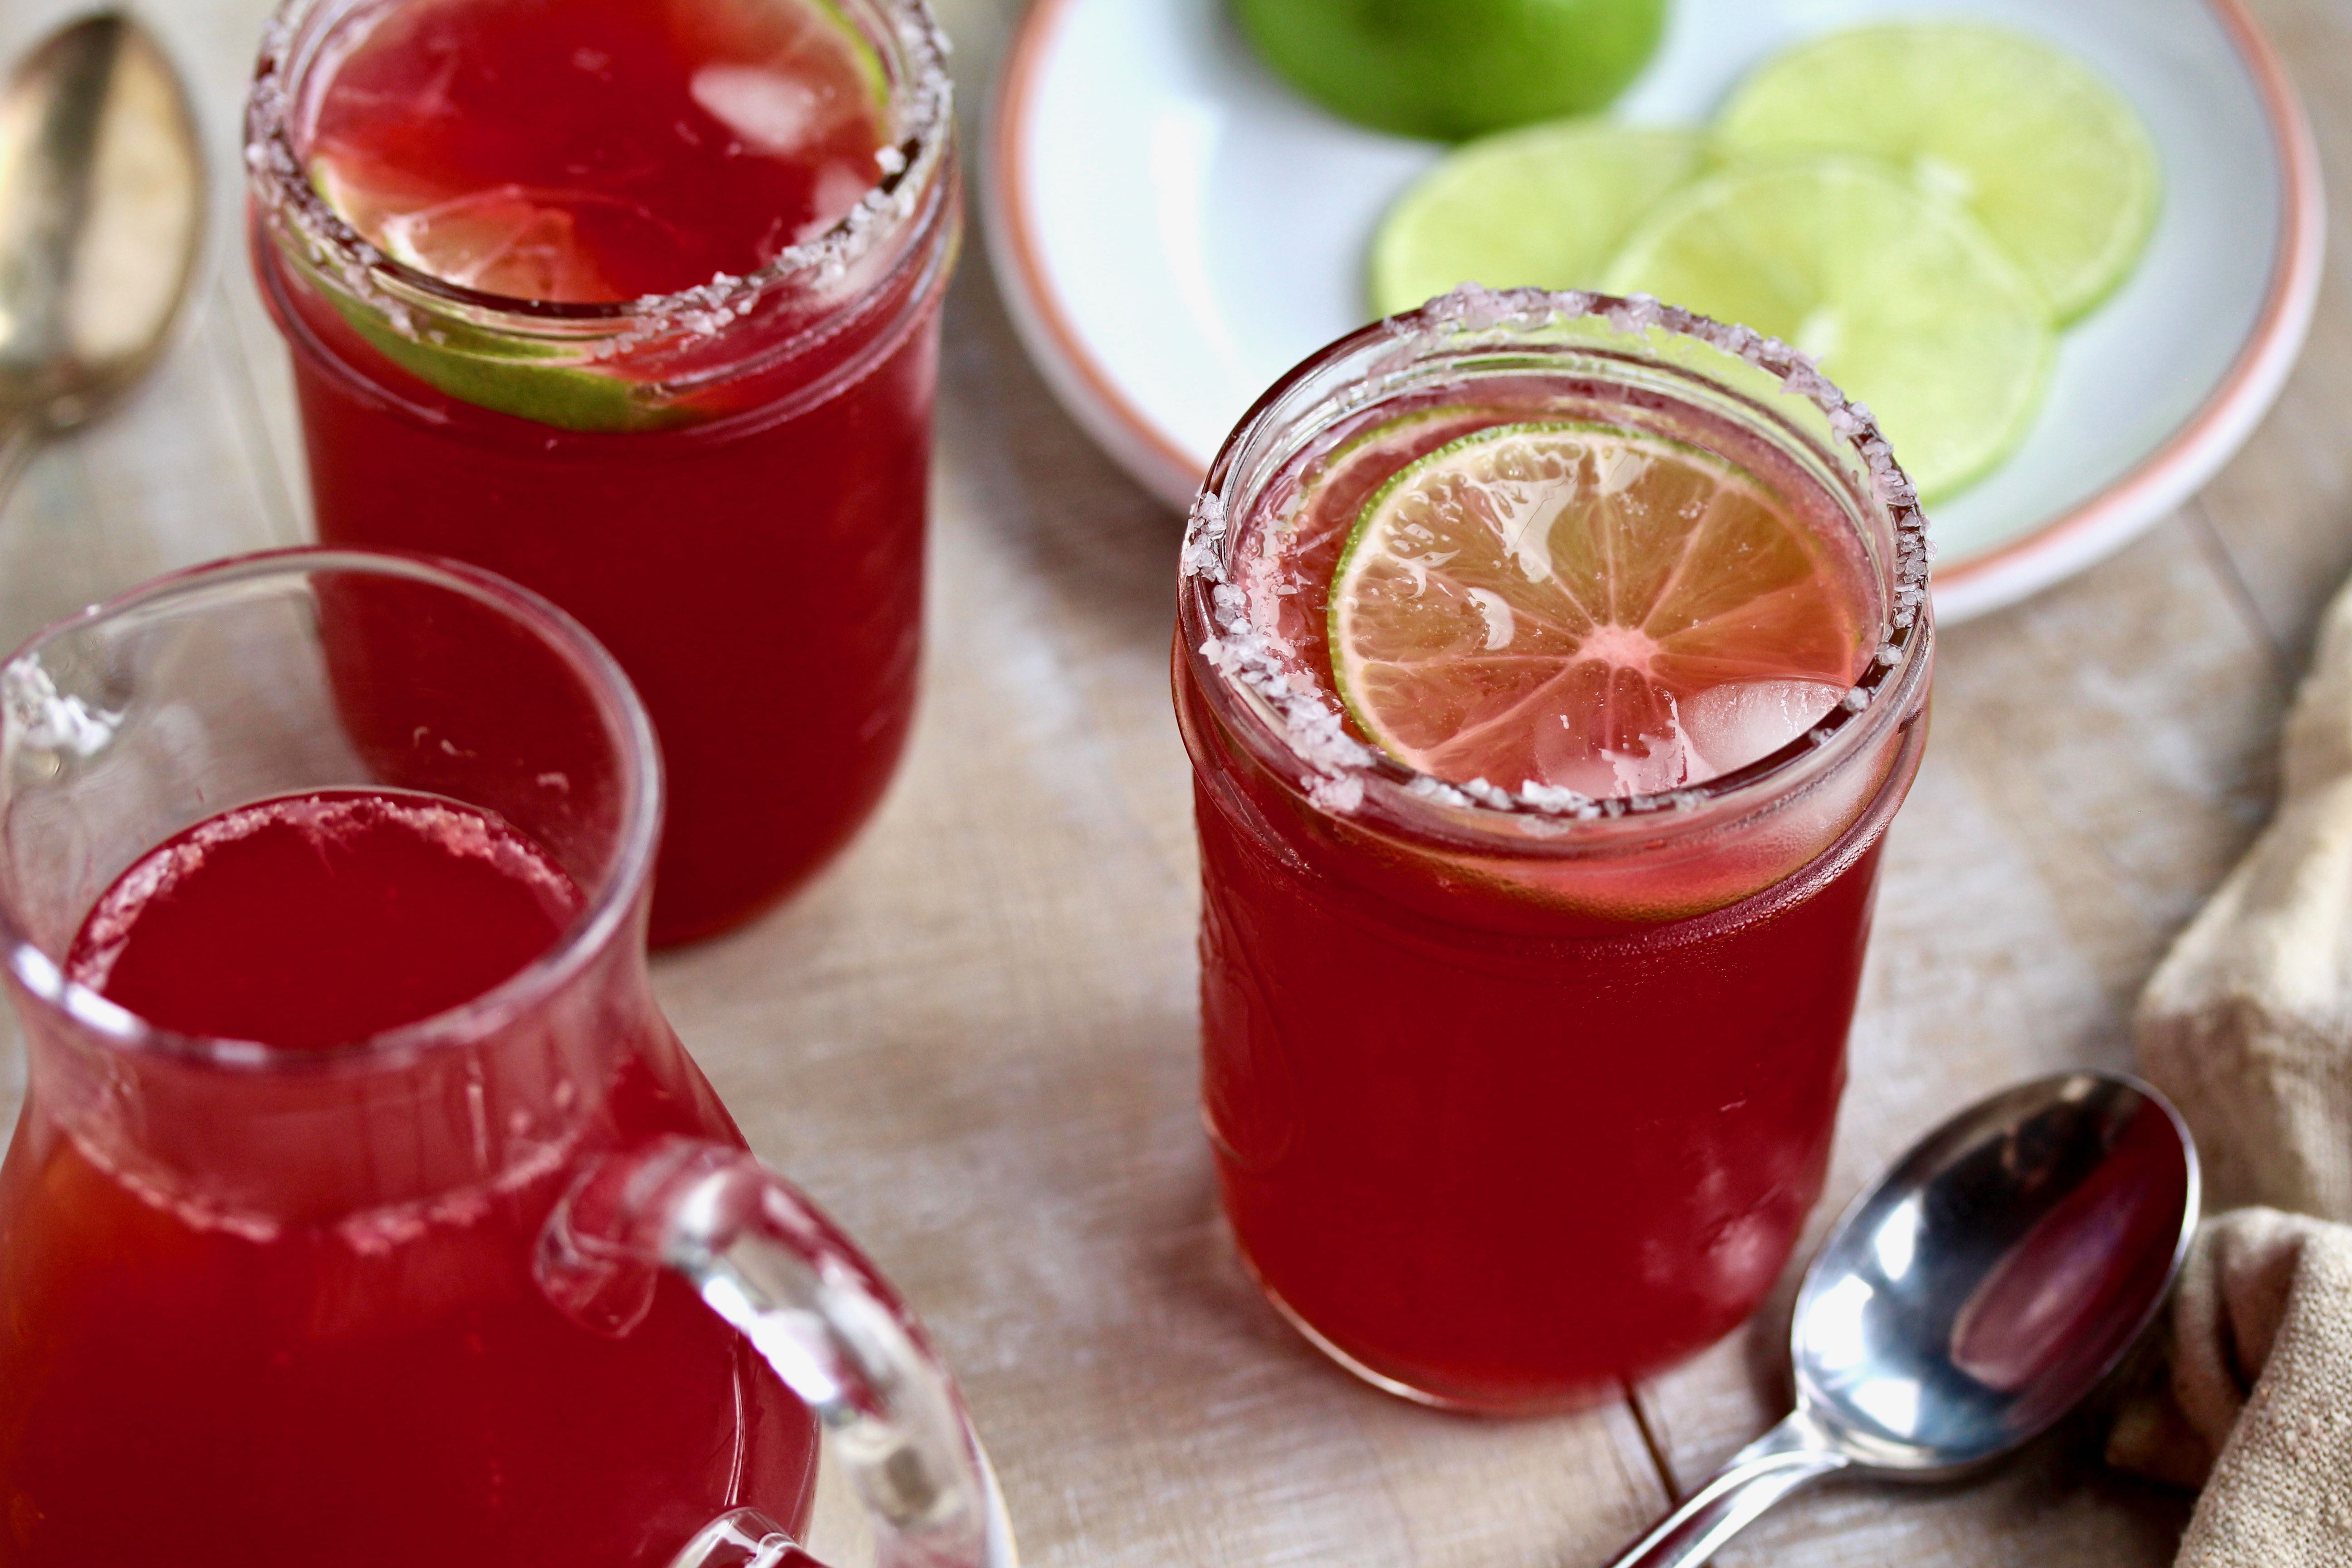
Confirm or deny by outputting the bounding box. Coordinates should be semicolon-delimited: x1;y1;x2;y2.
1234;0;1668;141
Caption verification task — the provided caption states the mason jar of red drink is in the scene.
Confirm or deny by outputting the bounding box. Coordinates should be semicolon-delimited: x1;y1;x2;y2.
1174;288;1936;1414
245;0;960;945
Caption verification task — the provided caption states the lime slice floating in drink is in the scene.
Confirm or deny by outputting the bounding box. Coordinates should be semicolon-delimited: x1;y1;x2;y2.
1256;404;1536;678
1603;158;2053;501
1283;404;1529;559
1715;23;2161;323
1329;421;1869;799
674;0;890;114
300;0;894;433
316;168;634;304
1369;124;1705;318
306;162;689;433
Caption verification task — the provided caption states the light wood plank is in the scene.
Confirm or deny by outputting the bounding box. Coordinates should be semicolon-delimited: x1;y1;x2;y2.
7;0;2346;1563
2181;0;2352;662
0;300;289;649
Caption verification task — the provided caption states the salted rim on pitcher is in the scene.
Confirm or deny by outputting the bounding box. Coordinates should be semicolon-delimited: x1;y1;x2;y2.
243;0;955;345
0;549;664;1073
1179;285;1936;848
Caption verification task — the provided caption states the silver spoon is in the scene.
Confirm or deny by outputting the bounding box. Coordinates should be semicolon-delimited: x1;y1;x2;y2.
1605;1070;2200;1568
0;11;205;500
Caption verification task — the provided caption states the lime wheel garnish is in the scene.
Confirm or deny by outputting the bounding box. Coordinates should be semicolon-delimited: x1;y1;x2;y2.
1330;422;1871;800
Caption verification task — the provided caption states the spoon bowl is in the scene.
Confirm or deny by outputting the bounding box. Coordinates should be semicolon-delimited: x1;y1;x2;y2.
0;11;205;490
1605;1071;2199;1568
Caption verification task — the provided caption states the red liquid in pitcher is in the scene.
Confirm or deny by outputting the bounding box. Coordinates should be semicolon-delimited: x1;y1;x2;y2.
257;0;956;944
1180;386;1924;1410
0;791;818;1567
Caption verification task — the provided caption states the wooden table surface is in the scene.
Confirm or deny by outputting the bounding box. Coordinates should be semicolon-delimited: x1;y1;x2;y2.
3;0;2347;1563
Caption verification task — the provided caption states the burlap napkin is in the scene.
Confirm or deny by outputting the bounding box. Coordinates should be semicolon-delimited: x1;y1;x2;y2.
2106;1210;2352;1562
2119;575;2352;1562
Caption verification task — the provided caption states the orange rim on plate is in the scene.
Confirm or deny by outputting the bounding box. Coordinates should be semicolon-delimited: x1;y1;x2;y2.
985;0;1203;504
982;0;2327;622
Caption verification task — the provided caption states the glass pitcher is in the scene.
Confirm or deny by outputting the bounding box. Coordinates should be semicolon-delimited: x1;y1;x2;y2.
0;549;1015;1568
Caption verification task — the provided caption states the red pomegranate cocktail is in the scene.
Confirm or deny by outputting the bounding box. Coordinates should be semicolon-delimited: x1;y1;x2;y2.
245;0;960;945
1176;288;1935;1413
0;552;1004;1568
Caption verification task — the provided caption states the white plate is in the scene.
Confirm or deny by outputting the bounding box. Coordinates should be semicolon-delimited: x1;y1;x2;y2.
984;0;2324;622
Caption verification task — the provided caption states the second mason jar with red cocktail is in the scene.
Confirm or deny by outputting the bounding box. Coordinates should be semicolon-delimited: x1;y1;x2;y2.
1176;288;1935;1413
246;0;960;945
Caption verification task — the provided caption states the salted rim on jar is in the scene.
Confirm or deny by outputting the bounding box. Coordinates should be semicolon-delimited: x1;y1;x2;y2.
1179;285;1936;837
243;0;954;342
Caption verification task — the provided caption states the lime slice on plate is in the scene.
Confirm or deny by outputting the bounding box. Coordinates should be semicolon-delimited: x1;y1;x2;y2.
1715;23;2161;323
1369;123;1705;318
1602;158;2053;501
1330;421;1868;798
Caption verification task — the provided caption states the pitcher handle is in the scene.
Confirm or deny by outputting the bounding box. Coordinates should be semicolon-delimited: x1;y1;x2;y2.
539;1137;1003;1568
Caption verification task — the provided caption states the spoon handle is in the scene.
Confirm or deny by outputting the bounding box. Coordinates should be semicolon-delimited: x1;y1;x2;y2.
1600;1411;1850;1568
0;417;33;506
